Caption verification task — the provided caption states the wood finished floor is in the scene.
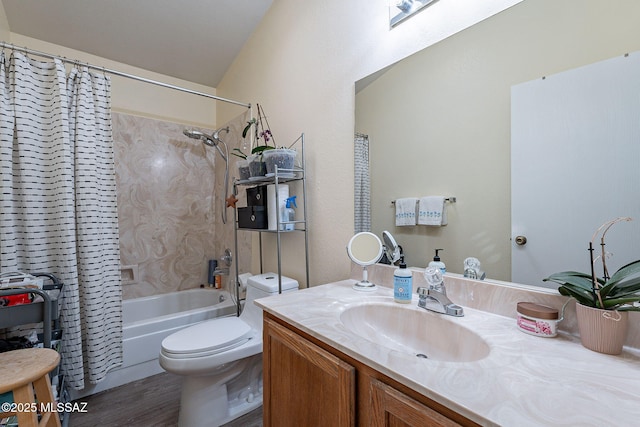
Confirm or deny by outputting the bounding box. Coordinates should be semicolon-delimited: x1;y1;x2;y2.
69;372;263;427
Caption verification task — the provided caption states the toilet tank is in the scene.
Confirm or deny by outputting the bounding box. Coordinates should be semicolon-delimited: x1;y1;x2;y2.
247;273;299;300
242;273;299;329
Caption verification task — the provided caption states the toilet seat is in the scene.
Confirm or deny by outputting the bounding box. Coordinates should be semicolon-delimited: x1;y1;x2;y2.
161;317;254;359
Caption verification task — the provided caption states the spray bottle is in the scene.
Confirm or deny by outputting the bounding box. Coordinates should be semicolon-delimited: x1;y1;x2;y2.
282;196;297;231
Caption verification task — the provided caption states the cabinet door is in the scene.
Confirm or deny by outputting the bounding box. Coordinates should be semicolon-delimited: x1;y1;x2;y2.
263;316;356;427
370;378;461;427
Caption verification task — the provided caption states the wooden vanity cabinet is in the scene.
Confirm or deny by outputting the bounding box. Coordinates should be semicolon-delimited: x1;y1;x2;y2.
263;313;479;427
263;315;356;427
368;378;463;427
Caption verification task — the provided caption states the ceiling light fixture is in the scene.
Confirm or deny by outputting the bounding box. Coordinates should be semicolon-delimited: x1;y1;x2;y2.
390;0;438;27
396;0;414;14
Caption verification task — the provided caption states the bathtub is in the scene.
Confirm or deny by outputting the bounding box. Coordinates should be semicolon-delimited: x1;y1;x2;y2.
71;288;236;399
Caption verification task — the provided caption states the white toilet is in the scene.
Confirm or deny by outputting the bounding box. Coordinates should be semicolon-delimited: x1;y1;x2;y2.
159;273;299;427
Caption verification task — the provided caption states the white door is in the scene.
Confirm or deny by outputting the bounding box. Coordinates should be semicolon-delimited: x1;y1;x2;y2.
511;53;640;288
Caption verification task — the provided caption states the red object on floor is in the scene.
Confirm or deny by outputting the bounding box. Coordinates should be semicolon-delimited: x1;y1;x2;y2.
0;292;32;306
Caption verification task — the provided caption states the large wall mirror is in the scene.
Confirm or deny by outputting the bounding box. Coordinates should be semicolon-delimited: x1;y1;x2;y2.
355;0;640;287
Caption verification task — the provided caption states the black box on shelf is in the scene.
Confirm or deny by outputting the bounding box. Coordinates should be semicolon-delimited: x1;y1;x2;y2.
246;186;267;206
238;206;268;229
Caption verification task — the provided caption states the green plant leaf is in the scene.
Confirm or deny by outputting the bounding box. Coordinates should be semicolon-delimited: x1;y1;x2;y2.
600;260;640;298
548;260;640;309
616;305;640;312
544;271;597;291
558;285;596;307
607;260;640;287
605;277;640;298
242;118;257;138
251;145;274;154
230;148;248;159
547;271;599;306
602;295;640;310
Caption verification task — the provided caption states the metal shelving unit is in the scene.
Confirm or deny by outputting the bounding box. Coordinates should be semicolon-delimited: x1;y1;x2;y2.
232;134;309;312
0;273;68;426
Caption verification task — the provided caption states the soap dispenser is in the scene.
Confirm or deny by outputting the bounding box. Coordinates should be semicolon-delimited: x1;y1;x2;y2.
428;249;446;275
393;255;412;304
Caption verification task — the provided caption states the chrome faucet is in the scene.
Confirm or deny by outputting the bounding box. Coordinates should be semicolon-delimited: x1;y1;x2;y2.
417;287;464;316
463;257;486;280
417;267;464;317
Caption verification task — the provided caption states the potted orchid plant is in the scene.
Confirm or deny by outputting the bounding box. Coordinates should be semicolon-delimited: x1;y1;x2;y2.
544;217;640;354
231;104;275;178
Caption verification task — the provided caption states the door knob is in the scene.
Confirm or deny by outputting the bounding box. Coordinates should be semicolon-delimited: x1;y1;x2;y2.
515;235;527;246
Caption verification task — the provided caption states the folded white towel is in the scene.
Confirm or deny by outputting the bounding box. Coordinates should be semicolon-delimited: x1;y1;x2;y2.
395;197;417;226
418;196;447;226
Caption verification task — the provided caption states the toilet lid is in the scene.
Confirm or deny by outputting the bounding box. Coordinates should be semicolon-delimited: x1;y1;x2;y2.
161;317;254;358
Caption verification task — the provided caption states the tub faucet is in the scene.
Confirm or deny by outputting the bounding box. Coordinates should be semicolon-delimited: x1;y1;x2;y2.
418;267;464;317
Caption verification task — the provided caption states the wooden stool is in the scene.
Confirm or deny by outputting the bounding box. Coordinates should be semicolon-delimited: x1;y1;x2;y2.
0;348;61;427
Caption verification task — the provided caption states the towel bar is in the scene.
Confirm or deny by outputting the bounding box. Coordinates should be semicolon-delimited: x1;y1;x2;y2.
391;197;456;205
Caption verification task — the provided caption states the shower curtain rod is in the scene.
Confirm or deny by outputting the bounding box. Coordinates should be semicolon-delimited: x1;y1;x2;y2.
0;41;251;108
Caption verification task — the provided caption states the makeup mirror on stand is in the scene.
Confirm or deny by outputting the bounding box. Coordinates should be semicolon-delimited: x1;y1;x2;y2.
347;232;383;292
382;230;402;265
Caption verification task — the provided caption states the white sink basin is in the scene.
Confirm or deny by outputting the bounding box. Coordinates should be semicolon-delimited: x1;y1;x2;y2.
339;302;490;362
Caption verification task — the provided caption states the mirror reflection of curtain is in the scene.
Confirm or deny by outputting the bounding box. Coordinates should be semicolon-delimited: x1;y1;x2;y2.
0;52;122;390
354;133;371;233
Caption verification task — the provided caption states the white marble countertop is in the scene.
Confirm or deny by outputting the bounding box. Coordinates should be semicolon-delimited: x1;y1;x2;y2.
256;280;640;427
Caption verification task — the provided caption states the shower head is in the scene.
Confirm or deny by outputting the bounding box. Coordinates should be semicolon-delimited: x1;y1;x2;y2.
212;126;230;143
183;129;218;147
182;126;231;224
183;129;208;141
184;127;229;150
183;128;228;161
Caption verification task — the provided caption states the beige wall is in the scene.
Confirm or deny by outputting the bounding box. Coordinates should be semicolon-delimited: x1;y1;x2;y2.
217;0;522;286
0;4;9;41
4;32;226;128
1;0;522;288
0;11;251;294
356;0;640;281
2;1;638;288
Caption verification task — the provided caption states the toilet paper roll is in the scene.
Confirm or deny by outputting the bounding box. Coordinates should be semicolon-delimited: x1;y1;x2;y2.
267;184;289;230
238;272;253;292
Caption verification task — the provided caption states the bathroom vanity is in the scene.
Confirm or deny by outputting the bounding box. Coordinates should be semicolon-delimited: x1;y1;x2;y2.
263;311;474;426
257;269;640;426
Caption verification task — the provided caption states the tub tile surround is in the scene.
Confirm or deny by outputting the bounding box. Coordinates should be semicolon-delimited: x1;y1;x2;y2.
114;113;216;298
113;112;252;299
257;265;640;426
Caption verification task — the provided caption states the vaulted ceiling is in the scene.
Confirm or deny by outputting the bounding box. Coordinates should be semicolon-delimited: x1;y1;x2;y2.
2;0;272;87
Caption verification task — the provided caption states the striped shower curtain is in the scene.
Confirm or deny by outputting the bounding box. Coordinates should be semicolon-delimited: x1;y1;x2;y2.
0;52;122;390
354;133;371;233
